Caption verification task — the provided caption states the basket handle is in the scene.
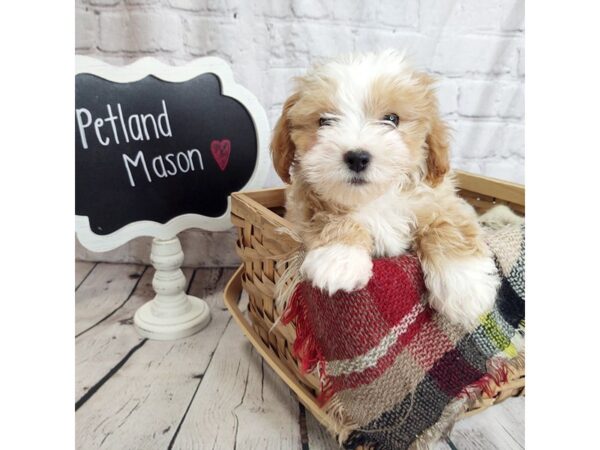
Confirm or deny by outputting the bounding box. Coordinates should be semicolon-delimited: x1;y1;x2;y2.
223;265;336;430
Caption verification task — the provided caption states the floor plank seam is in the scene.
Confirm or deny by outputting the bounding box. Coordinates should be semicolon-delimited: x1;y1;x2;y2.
75;265;148;339
298;403;309;450
166;316;234;450
186;268;198;293
166;371;205;450
76;262;98;291
260;358;265;403
499;422;524;449
446;437;459;450
75;338;148;411
231;351;251;450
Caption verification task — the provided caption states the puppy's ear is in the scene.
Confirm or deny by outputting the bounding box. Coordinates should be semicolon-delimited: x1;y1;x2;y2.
271;93;299;184
415;72;450;186
424;115;450;187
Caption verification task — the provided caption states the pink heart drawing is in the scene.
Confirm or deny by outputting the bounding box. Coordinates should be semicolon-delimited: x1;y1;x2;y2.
210;139;231;171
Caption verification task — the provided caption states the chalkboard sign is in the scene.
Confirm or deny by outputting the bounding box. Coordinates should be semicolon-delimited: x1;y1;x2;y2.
75;56;269;251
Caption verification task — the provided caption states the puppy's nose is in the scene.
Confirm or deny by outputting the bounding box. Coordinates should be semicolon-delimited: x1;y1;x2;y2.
344;150;371;173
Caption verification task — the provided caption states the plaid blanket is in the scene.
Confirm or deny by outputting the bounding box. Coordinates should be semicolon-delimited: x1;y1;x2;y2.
279;224;525;450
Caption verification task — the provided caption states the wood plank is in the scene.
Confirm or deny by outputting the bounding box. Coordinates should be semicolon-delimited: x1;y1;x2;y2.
458;189;525;216
455;170;524;207
75;268;237;450
170;297;302;450
223;266;336;431
235;343;301;449
75;261;96;290
75;263;145;336
305;408;339;450
432;439;454;450
449;397;524;450
75;267;191;401
186;267;229;307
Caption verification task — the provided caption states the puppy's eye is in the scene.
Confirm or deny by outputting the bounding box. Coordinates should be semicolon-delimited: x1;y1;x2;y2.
382;113;400;126
319;117;336;127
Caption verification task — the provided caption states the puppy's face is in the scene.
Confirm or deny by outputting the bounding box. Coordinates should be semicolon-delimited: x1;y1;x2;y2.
271;51;449;208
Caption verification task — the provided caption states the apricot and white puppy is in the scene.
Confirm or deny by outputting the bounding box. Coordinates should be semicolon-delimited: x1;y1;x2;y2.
271;50;499;328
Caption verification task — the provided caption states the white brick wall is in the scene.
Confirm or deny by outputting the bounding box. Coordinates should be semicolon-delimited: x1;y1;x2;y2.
75;0;524;264
75;0;524;185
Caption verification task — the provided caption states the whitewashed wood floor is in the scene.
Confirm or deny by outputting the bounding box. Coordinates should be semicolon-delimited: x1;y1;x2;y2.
75;261;524;450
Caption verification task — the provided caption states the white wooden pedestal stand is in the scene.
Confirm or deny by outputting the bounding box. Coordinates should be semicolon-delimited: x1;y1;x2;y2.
134;236;211;340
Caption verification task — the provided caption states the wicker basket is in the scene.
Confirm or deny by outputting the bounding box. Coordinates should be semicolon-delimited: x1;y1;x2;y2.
223;170;525;431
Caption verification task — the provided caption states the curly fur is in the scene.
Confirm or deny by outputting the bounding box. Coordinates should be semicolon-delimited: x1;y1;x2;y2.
271;50;499;328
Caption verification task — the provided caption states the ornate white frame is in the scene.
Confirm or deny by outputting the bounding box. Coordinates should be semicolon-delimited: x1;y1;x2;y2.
75;55;270;252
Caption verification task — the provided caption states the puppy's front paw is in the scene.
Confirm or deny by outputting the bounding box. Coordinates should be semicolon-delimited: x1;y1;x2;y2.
425;256;500;329
301;244;373;295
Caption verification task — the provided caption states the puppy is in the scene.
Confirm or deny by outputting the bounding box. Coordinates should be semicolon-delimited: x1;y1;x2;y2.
270;50;499;328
